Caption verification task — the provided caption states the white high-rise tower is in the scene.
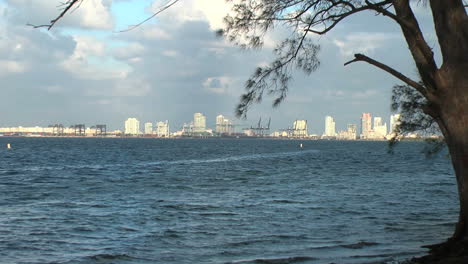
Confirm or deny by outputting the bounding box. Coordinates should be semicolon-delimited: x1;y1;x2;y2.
390;114;401;133
216;115;233;134
373;117;388;138
125;118;140;135
144;122;153;135
324;116;336;137
360;113;372;138
156;120;170;137
193;113;206;133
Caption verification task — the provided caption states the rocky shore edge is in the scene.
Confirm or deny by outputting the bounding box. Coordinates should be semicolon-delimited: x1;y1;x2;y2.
402;240;468;264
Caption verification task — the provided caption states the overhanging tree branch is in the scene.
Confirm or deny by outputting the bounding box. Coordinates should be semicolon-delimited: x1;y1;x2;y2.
393;0;438;90
344;53;427;96
29;0;180;32
28;0;82;30
117;0;180;33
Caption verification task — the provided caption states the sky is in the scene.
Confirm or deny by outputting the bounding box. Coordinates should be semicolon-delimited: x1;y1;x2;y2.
0;0;440;133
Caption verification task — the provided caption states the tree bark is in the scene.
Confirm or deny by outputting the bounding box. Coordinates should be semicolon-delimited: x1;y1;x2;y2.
429;0;468;243
439;75;468;242
394;0;468;246
421;67;468;261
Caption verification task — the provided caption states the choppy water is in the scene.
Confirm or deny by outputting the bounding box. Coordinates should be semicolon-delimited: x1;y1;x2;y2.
0;138;457;264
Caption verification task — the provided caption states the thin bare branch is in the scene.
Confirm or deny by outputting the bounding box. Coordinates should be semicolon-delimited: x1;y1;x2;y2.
28;0;82;30
344;53;427;96
117;0;180;33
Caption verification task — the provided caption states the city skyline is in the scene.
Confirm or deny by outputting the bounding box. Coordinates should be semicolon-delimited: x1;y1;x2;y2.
1;112;401;139
0;108;398;135
0;1;435;133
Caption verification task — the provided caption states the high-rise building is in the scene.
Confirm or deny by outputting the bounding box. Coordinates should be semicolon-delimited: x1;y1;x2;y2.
360;113;372;138
374;117;382;128
293;120;308;137
324;116;336;137
144;122;153;135
336;124;357;140
390;114;401;133
373;117;388;138
156;121;170;137
125;118;140;135
216;115;233;134
347;124;357;140
193;113;206;133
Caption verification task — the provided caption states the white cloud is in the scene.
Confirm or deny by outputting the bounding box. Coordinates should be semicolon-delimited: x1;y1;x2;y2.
112;76;152;97
0;60;27;74
113;42;145;59
6;0;113;29
62;36;131;80
154;0;233;30
71;36;106;57
203;76;235;95
78;0;114;29
142;28;172;40
83;75;152;97
333;32;401;57
162;50;178;57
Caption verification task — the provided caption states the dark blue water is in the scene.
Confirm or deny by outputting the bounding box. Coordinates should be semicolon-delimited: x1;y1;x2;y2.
0;138;457;264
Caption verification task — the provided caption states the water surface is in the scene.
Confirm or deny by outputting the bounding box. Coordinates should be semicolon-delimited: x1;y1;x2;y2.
0;138;457;264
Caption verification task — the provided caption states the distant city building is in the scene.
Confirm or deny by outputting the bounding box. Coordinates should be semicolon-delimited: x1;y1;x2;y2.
324;116;336;137
373;117;388;138
292;120;308;137
347;124;357;139
0;126;121;137
125;118;140;135
337;124;357;140
360;113;372;138
193;113;206;133
144;122;153;135
348;124;357;135
216;115;233;134
156;120;170;137
390;114;401;134
182;122;193;135
271;131;281;137
374;117;383;128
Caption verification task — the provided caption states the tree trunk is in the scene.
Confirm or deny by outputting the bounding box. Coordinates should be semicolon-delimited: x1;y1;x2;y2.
446;130;468;241
427;0;468;245
430;65;468;253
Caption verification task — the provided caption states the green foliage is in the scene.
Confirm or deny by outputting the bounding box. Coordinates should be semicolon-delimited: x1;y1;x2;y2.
389;84;445;156
219;0;393;117
235;38;320;118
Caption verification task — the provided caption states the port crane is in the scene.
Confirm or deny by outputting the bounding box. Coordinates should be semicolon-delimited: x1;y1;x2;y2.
245;117;271;137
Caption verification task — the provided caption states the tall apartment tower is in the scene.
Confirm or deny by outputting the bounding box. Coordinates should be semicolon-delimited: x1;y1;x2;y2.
193;113;206;133
324;116;336;137
390;114;401;133
125;118;140;135
360;113;372;138
374;117;388;138
156;121;170;137
347;124;357;140
216;115;233;134
374;117;383;128
293;120;308;137
144;122;153;135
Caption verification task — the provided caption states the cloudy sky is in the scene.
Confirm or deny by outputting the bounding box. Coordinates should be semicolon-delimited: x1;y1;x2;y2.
0;0;440;133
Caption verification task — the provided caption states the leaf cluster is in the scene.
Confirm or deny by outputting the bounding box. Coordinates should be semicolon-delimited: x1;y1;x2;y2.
389;84;444;156
219;0;395;117
235;37;320;118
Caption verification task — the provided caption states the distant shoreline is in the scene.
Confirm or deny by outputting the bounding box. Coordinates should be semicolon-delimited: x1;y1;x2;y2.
0;134;434;142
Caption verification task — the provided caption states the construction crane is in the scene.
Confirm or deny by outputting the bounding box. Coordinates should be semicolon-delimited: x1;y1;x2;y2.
247;117;271;137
